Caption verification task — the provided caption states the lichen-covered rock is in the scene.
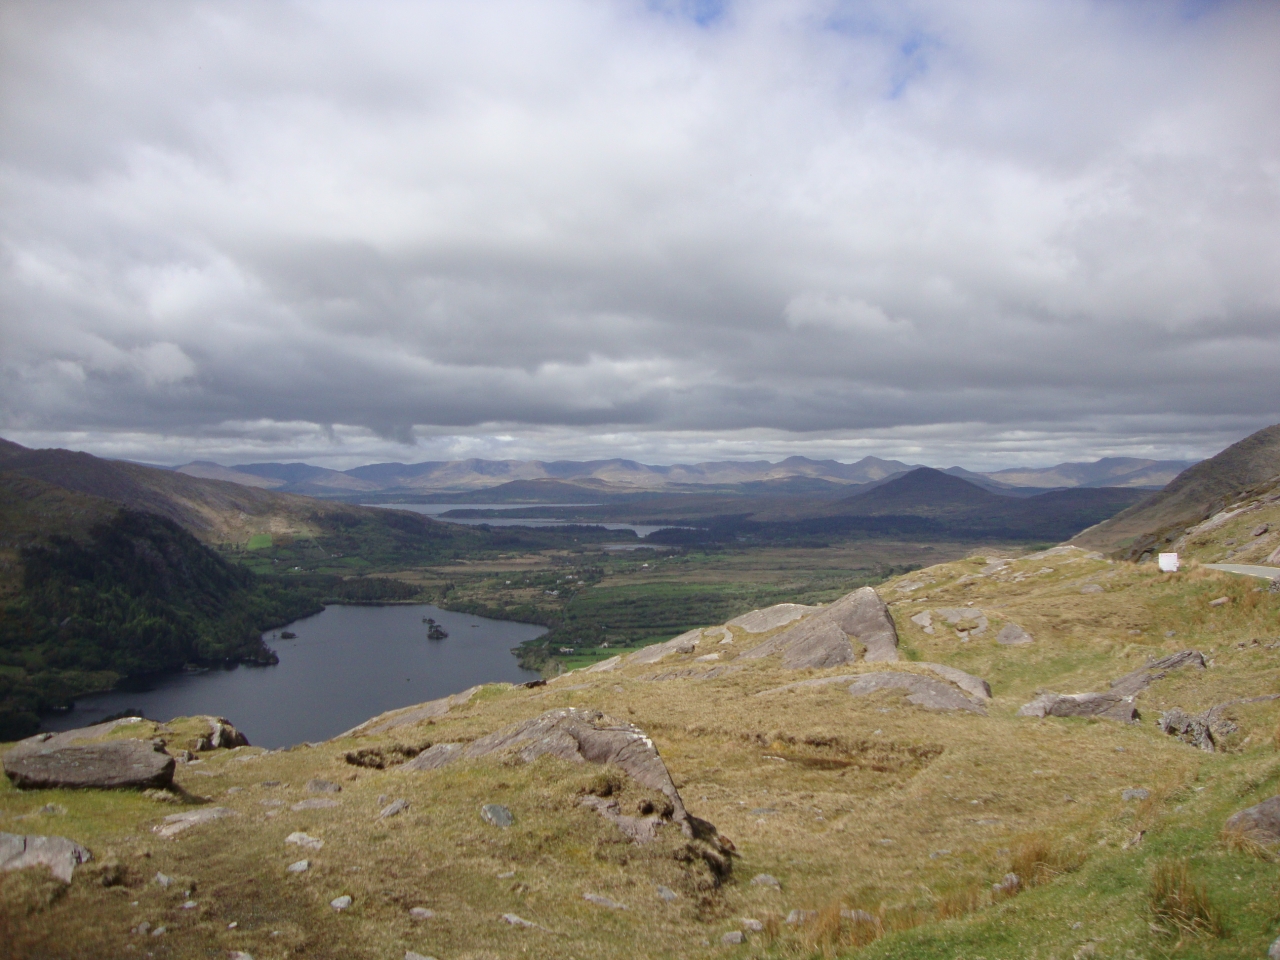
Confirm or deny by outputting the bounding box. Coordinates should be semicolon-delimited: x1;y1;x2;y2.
1224;796;1280;843
4;734;175;790
0;832;92;882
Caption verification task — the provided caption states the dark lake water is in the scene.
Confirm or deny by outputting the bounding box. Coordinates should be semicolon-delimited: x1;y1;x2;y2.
41;604;545;749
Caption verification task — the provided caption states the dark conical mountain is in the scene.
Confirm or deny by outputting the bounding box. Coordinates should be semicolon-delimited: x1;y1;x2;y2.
832;467;1004;516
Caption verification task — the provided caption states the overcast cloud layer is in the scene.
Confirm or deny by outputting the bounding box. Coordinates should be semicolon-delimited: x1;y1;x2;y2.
2;0;1278;470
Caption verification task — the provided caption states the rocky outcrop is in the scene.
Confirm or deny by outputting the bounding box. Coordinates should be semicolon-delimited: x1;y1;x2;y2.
343;685;482;736
726;603;816;634
758;666;988;713
626;629;702;665
1017;692;1137;721
996;623;1034;645
1223;797;1280;843
193;717;249;751
0;832;92;882
1108;650;1205;697
1017;650;1206;723
740;587;898;668
845;673;985;713
4;731;175;790
399;708;727;861
152;806;236;839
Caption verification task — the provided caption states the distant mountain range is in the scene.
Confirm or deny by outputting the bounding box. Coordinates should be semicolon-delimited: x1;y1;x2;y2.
168;453;1195;498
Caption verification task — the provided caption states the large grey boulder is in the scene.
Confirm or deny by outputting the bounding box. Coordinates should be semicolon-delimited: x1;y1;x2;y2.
0;832;92;882
1223;797;1280;843
1017;692;1137;722
740;587;898;668
845;673;985;714
916;663;991;700
4;733;175;790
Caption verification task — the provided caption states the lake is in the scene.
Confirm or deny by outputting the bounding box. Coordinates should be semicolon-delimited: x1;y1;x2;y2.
363;503;680;538
41;604;545;749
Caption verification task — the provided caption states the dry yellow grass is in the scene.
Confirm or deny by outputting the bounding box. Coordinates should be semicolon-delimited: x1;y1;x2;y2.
3;546;1279;958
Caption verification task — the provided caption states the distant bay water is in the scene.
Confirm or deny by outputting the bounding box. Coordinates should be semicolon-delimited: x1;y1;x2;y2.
363;502;680;538
41;604;545;749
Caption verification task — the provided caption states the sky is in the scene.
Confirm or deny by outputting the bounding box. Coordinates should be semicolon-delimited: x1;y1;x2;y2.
2;0;1278;471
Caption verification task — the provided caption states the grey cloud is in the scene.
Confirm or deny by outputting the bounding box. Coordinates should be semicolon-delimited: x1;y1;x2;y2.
2;0;1279;469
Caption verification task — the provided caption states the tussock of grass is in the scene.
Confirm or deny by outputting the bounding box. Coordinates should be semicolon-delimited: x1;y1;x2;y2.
1148;858;1226;939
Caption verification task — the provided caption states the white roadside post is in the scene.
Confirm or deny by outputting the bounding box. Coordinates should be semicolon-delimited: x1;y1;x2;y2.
1158;553;1179;572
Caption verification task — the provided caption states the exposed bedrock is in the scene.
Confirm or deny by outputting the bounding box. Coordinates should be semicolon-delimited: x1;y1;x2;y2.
740;587;899;669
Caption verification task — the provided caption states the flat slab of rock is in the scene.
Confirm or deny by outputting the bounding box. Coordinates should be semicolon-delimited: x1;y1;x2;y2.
1109;650;1205;697
153;806;236;839
1017;692;1137;721
845;673;985;714
0;832;91;882
1224;797;1280;843
916;663;992;700
4;736;175;790
727;603;816;634
626;628;703;665
740;587;898;668
400;742;464;771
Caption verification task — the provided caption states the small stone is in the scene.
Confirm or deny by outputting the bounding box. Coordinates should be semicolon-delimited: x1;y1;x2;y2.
134;921;150;935
721;930;745;945
330;895;352;910
1269;935;1280;960
229;952;254;960
992;872;1020;895
155;872;172;888
1208;596;1230;607
1122;788;1150;802
1080;584;1104;594
842;909;876;923
377;799;409;820
409;907;435;920
785;909;816;925
480;804;514;828
227;922;237;929
929;849;951;859
1253;524;1269;537
181;899;198;909
1165;630;1176;637
750;873;781;889
226;787;243;795
151;926;166;936
152;806;236;839
656;885;678;901
284;832;323;850
306;779;342;793
286;860;309;873
583;892;626;909
501;913;537;928
261;799;284;807
740;918;763;932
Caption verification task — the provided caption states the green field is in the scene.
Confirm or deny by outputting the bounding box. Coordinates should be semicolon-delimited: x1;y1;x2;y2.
245;533;273;550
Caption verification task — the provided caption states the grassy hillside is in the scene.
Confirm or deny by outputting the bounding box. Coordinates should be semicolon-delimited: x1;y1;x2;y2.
1074;423;1280;558
3;547;1278;959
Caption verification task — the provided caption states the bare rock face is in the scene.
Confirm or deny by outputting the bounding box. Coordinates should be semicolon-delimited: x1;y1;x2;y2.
626;629;703;666
4;732;175;790
194;717;249;751
726;603;816;634
740;587;898;669
0;832;92;882
916;663;992;700
1017;692;1137;722
1224;797;1280;843
845;673;985;714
